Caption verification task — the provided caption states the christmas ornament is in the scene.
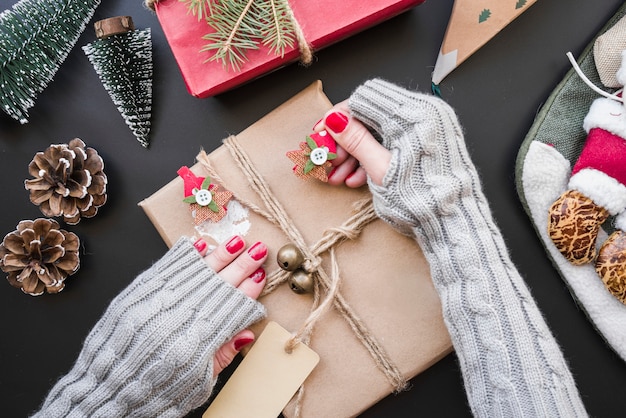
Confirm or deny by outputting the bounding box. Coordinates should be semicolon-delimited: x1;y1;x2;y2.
0;0;101;123
515;7;626;363
24;138;108;225
287;269;314;294
277;243;315;294
82;16;153;148
276;243;304;271
286;130;337;182
0;218;80;295
546;50;626;304
178;166;233;224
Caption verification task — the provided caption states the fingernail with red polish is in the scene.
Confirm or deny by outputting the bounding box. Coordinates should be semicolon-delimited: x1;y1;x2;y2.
250;267;266;283
226;235;245;254
312;118;322;129
328;167;337;179
248;242;267;261
234;337;254;352
325;112;348;133
194;238;207;253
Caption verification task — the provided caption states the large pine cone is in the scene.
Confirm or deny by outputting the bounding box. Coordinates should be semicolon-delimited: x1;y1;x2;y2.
0;219;80;296
24;138;107;225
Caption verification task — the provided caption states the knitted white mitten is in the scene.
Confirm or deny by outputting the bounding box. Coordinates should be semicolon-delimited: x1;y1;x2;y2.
349;79;588;418
33;237;266;418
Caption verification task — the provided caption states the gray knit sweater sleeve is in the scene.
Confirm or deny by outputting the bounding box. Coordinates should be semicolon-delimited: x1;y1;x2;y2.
349;79;588;418
33;237;266;418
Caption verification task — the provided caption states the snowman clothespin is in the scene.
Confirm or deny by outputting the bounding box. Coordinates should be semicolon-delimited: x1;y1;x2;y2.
178;166;233;224
286;130;337;182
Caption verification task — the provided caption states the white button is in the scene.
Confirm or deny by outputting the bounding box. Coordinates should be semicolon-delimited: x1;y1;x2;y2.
310;147;328;165
195;189;213;206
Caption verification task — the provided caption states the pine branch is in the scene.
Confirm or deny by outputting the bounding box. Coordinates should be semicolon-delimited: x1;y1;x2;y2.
201;0;261;70
0;0;101;123
180;0;212;20
200;0;297;71
260;0;296;57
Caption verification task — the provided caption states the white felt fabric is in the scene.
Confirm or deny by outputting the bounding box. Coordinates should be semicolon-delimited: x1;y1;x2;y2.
521;141;626;361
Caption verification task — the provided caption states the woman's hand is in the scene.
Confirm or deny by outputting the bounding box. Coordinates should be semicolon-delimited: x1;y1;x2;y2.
194;236;268;377
313;100;391;188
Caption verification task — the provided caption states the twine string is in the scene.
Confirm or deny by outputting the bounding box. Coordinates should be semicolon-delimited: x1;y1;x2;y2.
196;135;407;403
143;0;313;65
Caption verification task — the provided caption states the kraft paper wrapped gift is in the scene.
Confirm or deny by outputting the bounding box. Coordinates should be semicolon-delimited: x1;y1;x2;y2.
139;81;452;417
152;0;425;98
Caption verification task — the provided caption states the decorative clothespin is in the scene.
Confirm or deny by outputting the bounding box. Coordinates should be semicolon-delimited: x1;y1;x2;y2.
178;166;233;224
286;130;337;182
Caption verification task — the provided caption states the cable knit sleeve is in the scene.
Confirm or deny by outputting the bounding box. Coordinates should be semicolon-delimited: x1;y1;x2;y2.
348;78;588;418
32;237;266;418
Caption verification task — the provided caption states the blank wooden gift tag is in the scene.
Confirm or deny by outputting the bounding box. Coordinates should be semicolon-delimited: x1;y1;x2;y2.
203;321;319;418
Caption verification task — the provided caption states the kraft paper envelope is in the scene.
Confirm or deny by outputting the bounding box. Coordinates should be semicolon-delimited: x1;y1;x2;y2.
433;0;538;84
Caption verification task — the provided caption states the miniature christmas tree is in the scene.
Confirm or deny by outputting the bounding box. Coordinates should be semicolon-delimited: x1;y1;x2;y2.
0;0;101;123
82;16;153;148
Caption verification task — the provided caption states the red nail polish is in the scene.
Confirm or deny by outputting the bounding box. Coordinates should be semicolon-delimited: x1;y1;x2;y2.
250;267;266;283
194;238;207;253
234;337;254;351
325;112;348;133
328;167;337;179
312;118;322;129
226;236;244;254
248;242;267;261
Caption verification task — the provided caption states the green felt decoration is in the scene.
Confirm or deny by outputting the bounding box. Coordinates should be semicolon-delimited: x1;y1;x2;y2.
305;135;317;150
201;176;212;190
208;199;219;213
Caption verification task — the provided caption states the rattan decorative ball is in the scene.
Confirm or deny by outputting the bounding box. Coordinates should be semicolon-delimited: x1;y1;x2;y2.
0;218;80;296
24;138;107;225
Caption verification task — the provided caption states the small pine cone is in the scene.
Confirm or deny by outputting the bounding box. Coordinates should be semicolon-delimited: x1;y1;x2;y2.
0;219;80;296
24;138;108;225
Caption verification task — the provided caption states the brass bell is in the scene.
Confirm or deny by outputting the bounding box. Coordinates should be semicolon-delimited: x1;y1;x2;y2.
277;243;305;271
288;269;314;294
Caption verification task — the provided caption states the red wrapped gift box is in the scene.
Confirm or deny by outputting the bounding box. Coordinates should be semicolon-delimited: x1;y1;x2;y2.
153;0;425;97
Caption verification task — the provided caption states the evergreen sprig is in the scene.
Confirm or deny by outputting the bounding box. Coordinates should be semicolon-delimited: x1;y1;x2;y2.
0;0;101;123
200;0;296;71
180;0;212;21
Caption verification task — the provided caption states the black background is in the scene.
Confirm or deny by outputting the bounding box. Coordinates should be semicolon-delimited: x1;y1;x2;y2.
1;0;626;417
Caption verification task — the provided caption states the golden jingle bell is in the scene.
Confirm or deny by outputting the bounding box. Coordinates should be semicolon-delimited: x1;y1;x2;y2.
277;243;305;271
288;269;314;294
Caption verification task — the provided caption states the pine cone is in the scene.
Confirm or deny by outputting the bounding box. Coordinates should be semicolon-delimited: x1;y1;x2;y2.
0;219;80;296
25;138;108;225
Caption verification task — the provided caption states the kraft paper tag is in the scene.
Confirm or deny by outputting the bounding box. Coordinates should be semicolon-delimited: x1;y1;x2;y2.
203;321;320;418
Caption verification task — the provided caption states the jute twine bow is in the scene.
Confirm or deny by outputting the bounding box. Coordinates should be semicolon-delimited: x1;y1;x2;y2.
196;135;407;414
143;0;313;65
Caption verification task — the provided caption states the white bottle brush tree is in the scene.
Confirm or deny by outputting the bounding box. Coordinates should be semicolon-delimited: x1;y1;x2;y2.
82;16;153;148
0;0;101;123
